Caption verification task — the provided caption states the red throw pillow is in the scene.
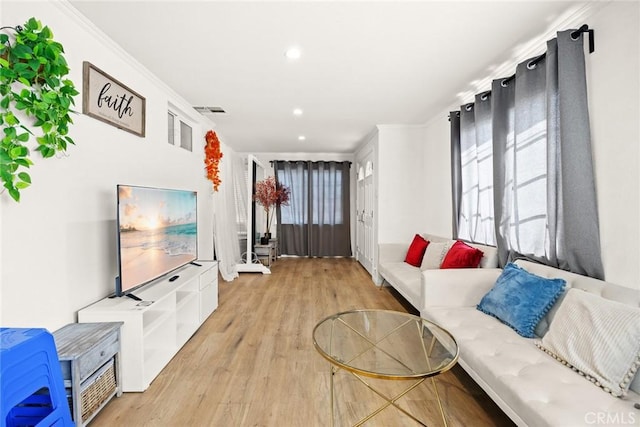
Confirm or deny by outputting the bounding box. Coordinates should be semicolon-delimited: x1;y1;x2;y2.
404;234;430;267
440;240;484;269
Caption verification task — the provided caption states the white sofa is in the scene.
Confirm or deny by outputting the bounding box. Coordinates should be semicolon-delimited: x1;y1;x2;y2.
421;259;640;427
377;233;499;312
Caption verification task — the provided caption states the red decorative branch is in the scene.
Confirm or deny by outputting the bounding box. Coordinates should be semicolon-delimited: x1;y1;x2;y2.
204;130;223;191
253;176;290;234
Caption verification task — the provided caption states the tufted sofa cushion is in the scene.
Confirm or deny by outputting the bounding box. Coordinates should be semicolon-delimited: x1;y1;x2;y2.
377;260;421;306
424;306;640;426
421;258;640;426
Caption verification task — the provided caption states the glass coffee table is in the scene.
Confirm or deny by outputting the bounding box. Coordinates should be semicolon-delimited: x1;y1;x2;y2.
313;309;459;426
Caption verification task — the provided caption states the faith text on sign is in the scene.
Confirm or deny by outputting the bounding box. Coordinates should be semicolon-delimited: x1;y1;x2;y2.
83;62;146;137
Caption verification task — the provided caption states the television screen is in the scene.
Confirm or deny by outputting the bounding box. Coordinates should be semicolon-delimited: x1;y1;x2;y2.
116;185;198;296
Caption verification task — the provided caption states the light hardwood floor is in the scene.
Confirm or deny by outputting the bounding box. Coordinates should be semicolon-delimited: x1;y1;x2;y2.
91;258;515;426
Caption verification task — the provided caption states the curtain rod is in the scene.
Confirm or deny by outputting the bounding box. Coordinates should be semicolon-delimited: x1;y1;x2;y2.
270;160;352;165
572;24;595;54
449;24;595;118
517;25;595;81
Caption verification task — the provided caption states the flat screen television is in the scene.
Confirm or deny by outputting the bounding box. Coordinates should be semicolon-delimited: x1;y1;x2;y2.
116;184;198;297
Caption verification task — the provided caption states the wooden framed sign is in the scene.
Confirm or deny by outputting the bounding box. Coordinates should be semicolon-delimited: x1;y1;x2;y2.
82;61;146;137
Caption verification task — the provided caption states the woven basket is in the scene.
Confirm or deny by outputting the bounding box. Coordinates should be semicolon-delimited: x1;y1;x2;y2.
80;359;117;421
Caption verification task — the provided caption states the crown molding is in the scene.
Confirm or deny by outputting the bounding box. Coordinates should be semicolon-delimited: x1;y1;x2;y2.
451;1;608;109
52;0;216;129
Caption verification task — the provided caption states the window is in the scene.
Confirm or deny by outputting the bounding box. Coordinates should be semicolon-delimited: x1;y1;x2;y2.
179;121;192;152
167;106;193;152
311;166;344;225
451;31;603;278
167;112;175;145
279;166;307;225
278;164;345;226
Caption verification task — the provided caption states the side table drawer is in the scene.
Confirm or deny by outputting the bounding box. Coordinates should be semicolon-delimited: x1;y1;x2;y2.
78;331;119;380
254;247;270;256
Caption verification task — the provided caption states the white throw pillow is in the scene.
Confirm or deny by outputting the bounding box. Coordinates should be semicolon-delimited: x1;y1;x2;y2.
536;288;640;397
420;241;454;270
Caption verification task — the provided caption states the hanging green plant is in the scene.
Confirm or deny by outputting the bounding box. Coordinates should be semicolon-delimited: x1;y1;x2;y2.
0;17;79;202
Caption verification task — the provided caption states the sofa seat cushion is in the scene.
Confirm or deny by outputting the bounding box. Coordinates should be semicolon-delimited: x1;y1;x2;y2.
423;306;640;426
378;261;421;306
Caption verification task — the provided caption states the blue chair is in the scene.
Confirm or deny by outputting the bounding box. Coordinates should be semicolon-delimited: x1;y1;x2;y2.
1;328;74;427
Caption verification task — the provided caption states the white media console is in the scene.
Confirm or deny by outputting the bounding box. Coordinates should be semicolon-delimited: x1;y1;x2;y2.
78;261;218;392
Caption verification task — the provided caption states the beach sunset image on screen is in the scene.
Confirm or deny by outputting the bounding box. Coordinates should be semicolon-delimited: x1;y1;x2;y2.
117;185;197;292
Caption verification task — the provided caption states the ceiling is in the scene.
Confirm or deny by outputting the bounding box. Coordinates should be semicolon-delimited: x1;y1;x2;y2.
69;1;581;154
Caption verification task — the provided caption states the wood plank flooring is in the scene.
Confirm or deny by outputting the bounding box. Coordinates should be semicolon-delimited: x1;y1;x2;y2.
90;258;515;426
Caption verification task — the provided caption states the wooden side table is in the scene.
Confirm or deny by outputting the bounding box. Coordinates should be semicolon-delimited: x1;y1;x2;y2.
255;243;277;267
268;238;280;258
53;322;123;426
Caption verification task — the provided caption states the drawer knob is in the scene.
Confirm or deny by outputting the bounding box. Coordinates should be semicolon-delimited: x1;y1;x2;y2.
100;350;105;357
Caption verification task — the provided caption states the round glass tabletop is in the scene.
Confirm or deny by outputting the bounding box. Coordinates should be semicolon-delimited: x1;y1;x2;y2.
313;309;459;380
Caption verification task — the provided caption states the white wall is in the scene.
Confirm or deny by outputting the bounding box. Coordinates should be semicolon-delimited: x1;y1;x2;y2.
376;125;427;243
419;1;640;289
1;1;221;329
586;1;639;289
421;116;453;238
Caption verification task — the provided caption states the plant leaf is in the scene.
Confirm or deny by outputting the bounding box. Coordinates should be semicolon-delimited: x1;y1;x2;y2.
0;95;10;109
27;17;40;31
8;186;20;202
17;172;31;183
10;146;28;158
12;44;33;60
14;158;32;167
5;113;18;126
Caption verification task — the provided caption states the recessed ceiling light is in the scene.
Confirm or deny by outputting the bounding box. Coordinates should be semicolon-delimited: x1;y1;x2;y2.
298;135;306;141
285;47;302;60
293;108;303;116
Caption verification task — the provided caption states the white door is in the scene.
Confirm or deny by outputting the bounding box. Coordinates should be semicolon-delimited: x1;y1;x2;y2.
362;160;375;274
356;165;366;267
356;155;375;275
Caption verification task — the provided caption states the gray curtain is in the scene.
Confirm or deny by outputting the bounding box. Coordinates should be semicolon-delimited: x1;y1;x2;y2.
274;161;352;257
490;75;515;268
457;93;496;246
450;112;461;239
453;29;604;278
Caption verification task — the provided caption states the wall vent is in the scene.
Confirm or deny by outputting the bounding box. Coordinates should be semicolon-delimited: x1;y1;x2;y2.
194;106;226;114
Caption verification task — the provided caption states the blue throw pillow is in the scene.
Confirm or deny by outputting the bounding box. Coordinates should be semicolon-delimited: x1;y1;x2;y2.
477;263;565;338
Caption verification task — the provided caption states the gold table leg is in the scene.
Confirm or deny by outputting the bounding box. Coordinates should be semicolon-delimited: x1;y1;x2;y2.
330;364;336;427
327;364;449;427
